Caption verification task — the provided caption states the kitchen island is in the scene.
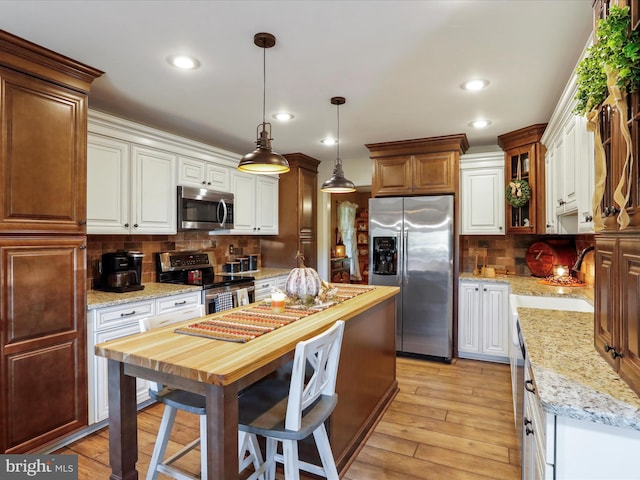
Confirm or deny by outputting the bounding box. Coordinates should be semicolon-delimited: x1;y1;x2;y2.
95;284;399;479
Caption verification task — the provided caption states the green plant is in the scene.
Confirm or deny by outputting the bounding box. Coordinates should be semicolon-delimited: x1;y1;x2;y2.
574;5;640;115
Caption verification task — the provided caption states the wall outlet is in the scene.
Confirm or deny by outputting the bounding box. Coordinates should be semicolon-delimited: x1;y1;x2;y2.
229;244;234;254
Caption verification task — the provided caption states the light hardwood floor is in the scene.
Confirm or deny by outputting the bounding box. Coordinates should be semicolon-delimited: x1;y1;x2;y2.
56;356;521;479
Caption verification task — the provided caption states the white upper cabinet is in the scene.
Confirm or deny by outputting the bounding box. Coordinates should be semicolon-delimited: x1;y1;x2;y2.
131;145;177;234
228;171;278;235
178;156;231;192
87;134;176;235
541;37;594;234
87;110;242;235
87;134;130;233
460;152;505;235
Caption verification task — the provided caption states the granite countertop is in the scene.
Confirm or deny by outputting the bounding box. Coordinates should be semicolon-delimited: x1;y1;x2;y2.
87;269;292;310
220;267;291;281
460;272;640;431
87;283;202;310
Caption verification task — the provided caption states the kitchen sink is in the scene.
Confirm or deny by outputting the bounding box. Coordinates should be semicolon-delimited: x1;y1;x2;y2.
510;294;594;313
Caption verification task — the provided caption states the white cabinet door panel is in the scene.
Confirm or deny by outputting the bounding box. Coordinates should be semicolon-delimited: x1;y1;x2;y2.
87;134;130;233
132;145;177;234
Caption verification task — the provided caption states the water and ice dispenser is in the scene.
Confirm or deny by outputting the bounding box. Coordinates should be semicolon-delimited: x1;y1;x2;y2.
372;237;397;275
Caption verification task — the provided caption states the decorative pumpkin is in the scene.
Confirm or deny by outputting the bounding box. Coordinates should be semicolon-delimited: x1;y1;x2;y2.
285;252;323;299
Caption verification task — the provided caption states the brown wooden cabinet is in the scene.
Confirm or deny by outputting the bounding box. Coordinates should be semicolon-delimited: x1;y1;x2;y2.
595;234;640;396
260;153;320;270
0;237;87;453
0;31;101;453
593;0;640;231
366;135;469;197
498;124;547;234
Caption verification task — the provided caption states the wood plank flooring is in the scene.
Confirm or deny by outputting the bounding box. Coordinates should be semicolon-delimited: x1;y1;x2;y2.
55;356;520;479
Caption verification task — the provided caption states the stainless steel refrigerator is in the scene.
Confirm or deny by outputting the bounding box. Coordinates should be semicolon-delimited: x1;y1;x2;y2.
368;196;454;360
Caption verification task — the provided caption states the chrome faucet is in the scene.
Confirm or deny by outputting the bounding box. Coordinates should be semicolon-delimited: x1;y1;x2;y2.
571;245;595;274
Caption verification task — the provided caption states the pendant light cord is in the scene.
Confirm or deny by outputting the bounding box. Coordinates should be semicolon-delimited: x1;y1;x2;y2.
336;101;341;166
262;44;266;126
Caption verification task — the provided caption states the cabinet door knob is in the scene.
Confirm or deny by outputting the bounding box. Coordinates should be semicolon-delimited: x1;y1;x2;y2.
524;379;536;393
604;343;614;352
133;224;139;228
124;223;129;228
586;215;593;222
78;220;87;226
474;287;479;291
499;226;503;230
202;181;206;185
525;427;534;436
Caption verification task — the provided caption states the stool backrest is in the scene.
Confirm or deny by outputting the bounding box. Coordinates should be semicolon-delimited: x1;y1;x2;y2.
138;305;206;391
285;320;345;431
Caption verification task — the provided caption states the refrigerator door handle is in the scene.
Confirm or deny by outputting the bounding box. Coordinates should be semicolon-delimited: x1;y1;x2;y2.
402;229;408;286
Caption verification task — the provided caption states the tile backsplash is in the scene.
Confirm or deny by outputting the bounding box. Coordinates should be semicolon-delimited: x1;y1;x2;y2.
87;232;260;290
460;234;595;286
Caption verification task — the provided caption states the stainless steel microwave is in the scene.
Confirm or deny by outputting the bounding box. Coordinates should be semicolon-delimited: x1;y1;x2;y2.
177;185;234;230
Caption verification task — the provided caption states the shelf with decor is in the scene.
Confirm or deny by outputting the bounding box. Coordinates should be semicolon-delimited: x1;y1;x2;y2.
330;257;351;284
355;217;369;284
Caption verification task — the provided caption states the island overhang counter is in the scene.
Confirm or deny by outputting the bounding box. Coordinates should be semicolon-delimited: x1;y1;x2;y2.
96;284;400;480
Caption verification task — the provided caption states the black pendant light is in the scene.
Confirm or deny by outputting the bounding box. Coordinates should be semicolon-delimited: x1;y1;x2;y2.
238;33;290;174
321;96;356;193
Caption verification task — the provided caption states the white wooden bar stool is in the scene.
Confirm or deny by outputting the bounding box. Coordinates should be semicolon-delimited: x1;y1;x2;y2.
139;306;264;480
238;320;345;480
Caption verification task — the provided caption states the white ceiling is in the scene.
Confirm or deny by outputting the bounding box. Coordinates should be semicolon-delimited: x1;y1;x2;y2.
2;0;593;178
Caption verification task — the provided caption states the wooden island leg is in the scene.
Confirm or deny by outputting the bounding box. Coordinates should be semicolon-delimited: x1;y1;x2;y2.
107;359;139;480
205;382;239;479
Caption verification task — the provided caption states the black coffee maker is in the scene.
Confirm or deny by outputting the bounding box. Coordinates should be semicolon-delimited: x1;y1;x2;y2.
99;251;145;292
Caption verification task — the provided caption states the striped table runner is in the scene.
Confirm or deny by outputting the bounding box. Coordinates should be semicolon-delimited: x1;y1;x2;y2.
175;284;373;343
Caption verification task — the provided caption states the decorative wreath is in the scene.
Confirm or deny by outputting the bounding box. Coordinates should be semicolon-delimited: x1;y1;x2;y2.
505;179;531;208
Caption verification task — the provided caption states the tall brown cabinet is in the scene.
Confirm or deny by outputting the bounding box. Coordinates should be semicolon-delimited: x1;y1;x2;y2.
593;0;640;398
260;153;320;270
0;32;102;452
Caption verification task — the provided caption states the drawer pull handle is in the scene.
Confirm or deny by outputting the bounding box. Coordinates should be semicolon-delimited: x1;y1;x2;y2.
604;343;615;352
120;311;136;317
524;379;535;393
174;300;187;305
525;427;534;436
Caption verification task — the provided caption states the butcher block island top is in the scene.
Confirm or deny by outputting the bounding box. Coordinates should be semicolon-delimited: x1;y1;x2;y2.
95;284;399;479
95;284;397;385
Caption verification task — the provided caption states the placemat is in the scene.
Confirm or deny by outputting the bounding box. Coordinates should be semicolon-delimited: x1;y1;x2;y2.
175;284;374;342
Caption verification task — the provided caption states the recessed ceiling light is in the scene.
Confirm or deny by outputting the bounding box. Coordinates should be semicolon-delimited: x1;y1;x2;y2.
321;137;337;146
272;112;294;121
461;79;489;91
167;55;200;70
469;119;492;128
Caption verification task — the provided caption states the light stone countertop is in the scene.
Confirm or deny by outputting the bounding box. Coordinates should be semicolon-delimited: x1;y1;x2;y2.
87;269;291;310
459;272;640;431
87;283;202;310
219;267;291;281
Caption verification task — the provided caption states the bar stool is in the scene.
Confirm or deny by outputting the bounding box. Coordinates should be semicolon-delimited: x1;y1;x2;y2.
139;308;264;480
237;320;345;480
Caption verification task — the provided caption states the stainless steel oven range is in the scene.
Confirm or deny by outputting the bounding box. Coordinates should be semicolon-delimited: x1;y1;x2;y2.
157;250;255;314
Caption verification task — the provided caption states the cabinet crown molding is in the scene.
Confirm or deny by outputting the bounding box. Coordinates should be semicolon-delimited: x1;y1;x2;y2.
497;124;547;151
365;134;469;158
0;30;103;92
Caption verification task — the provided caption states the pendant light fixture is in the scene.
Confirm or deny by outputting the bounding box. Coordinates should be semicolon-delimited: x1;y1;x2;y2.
321;96;356;193
238;32;290;174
